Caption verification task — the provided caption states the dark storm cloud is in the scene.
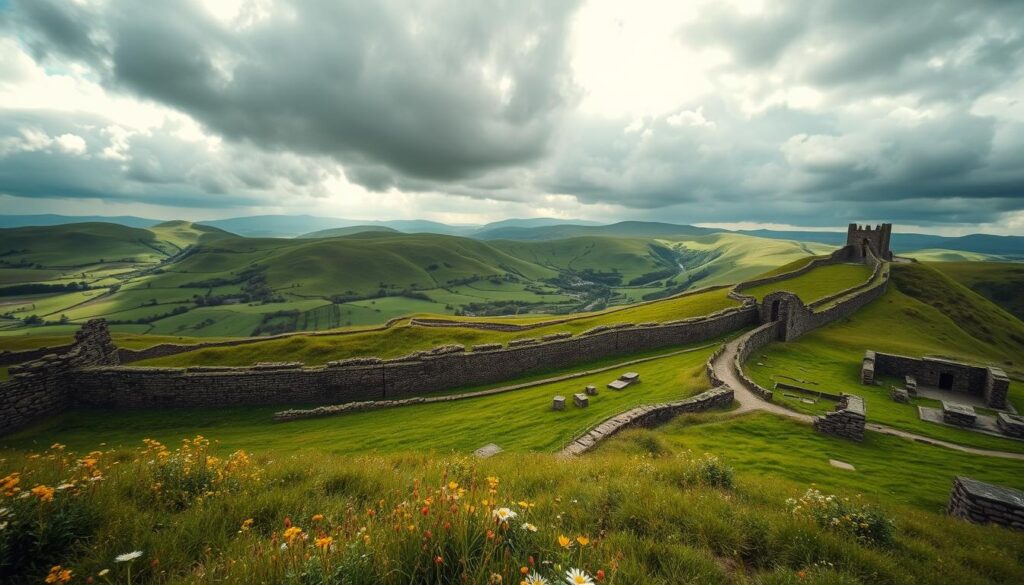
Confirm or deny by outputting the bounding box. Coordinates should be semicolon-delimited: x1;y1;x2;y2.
10;0;579;189
2;0;1024;228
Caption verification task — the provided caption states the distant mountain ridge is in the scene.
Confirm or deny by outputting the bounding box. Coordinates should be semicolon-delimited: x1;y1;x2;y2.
1;214;1021;257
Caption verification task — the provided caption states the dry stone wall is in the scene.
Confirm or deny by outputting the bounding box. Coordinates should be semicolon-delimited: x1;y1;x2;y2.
0;307;757;433
0;320;120;435
733;322;779;400
865;351;1008;408
948;476;1024;531
813;394;866;441
560;386;734;456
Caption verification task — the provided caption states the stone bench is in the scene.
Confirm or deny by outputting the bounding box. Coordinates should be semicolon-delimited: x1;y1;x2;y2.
607;379;629;390
552;395;566;411
942;401;976;427
573;393;589;408
948;476;1024;530
997;412;1024;438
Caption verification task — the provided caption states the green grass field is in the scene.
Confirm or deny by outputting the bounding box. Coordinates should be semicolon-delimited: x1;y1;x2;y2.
4;342;717;454
740;262;872;304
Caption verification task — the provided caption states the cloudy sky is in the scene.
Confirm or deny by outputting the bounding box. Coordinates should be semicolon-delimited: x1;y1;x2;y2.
1;0;1023;234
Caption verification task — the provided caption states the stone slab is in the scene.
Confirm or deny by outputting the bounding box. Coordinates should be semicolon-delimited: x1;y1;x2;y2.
607;380;629;390
474;443;503;458
829;459;856;471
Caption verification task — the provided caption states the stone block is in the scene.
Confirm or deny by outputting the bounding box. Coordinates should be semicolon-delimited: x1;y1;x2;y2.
607;379;629;391
890;387;910;403
997;412;1024;438
573;393;589;408
552;395;566;411
584;384;598;396
942;401;976;427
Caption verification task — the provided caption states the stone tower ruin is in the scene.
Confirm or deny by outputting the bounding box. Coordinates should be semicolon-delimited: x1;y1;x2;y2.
846;223;893;261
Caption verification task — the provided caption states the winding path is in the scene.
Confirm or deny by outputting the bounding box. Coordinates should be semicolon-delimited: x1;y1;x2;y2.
709;335;1024;461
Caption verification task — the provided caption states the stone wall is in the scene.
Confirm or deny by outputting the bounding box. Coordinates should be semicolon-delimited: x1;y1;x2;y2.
0;307;757;432
866;351;1008;408
560;386;734;456
948;476;1024;531
813;394;866;441
0;319;120;435
0;344;76;366
732;322;779;401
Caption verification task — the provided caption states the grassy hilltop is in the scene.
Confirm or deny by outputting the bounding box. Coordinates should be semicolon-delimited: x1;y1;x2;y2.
3;244;1024;583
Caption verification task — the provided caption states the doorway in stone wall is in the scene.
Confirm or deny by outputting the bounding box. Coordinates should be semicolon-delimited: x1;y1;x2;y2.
770;300;781;321
939;372;954;390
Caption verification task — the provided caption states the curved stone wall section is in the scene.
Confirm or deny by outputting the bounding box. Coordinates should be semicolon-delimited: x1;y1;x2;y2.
560;386;734;456
732;322;779;400
0;344;76;367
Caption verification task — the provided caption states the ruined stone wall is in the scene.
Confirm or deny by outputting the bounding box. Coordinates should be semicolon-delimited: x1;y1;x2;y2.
948;476;1024;531
0;344;76;366
733;322;779;400
869;351;1007;407
813;394;866;441
27;306;757;415
561;386;734;456
0;319;120;435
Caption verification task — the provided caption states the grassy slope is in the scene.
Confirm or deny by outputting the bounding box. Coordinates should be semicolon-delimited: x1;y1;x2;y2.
740;262;872;303
135;287;738;366
666;233;836;287
0;223;169;266
491;236;670;283
4;342;716;454
904;249;1004;262
746;262;1024;453
929;261;1024;321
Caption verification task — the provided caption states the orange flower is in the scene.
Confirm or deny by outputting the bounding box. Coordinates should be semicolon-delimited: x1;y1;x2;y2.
45;565;72;583
282;526;303;542
311;514;324;522
31;485;55;503
558;534;572;549
314;535;333;551
576;535;590;546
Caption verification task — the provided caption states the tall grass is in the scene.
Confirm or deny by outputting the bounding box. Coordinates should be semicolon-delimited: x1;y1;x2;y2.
2;437;1023;584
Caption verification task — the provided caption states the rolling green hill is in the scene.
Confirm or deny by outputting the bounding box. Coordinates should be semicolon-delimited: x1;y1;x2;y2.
929;261;1024;322
297;225;400;238
0;222;170;267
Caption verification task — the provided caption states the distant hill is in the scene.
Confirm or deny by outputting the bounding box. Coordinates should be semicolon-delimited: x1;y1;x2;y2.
739;228;1024;257
477;221;717;241
0;222;173;267
298;226;400;239
0;214;162;229
475;217;601;232
199;215;476;238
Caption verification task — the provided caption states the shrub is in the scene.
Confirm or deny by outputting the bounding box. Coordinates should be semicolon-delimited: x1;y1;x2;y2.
788;489;895;546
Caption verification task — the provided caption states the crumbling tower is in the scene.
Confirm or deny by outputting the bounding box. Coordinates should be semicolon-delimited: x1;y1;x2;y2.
846;223;892;261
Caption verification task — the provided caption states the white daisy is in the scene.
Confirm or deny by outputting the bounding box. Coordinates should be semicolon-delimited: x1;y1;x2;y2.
525;572;550;585
115;550;143;562
564;568;594;585
520;522;538;532
492;507;517;521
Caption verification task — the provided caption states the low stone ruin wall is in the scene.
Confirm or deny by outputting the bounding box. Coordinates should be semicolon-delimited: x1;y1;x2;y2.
0;307;758;434
813;394;866;441
0;344;76;366
948;476;1024;531
732;322;779;401
561;385;734;456
0;320;120;435
865;351;1008;408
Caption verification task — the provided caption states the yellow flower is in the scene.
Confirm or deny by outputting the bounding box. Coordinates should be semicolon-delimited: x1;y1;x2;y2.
518;500;535;509
558;534;572;549
448;481;459;490
240;518;254;532
314;535;333;550
576;535;590;546
282;526;303;542
31;485;55;503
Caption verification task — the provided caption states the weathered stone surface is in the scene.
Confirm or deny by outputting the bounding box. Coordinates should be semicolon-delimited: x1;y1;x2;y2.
997;412;1024;438
942;401;976;427
474;443;503;458
584;385;598;396
607;380;629;390
890;387;910;403
552;396;566;411
573;393;589;408
948;476;1024;531
814;394;866;441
